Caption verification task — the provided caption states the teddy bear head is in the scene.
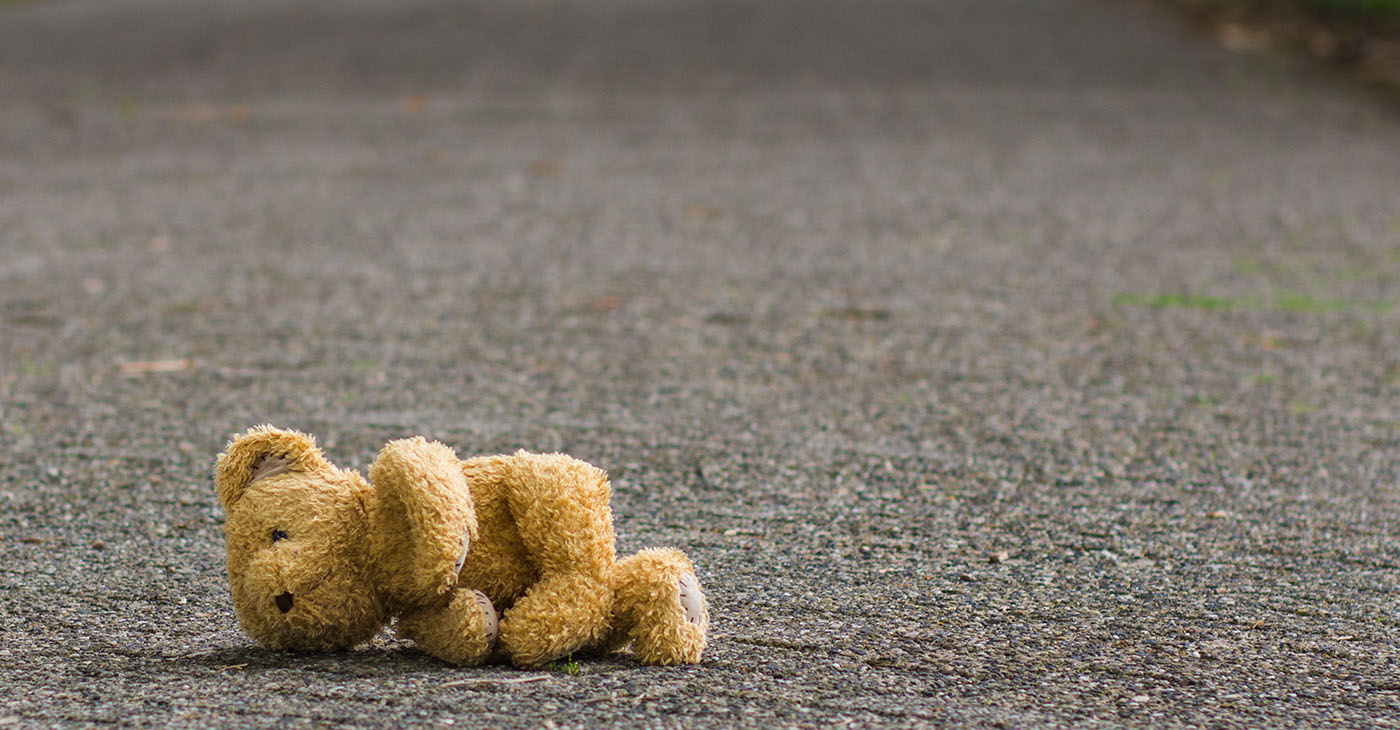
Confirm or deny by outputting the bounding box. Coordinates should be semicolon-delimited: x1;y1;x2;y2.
215;426;387;651
215;426;481;653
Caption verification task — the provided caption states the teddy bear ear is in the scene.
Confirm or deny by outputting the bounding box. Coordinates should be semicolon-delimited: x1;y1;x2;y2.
214;425;330;509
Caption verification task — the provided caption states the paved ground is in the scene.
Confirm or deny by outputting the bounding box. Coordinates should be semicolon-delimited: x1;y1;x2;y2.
2;0;1400;727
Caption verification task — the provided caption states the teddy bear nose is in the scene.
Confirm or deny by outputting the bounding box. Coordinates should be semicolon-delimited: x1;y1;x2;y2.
275;592;294;613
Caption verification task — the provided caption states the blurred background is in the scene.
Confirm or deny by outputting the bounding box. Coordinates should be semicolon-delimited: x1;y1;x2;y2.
2;0;1399;727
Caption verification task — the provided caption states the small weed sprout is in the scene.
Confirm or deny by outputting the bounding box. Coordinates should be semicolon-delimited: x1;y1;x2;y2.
547;654;580;676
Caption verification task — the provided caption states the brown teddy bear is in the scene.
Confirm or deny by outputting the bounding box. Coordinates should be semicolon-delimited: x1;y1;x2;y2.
213;425;708;667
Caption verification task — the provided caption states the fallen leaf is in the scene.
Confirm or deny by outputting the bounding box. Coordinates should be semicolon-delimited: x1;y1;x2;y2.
1310;31;1339;58
589;295;623;312
529;160;565;178
401;92;429;114
116;359;194;374
1217;23;1272;53
165;104;221;123
682;203;725;220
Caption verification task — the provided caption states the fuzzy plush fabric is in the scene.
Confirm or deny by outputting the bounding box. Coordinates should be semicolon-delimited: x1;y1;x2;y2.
214;425;709;667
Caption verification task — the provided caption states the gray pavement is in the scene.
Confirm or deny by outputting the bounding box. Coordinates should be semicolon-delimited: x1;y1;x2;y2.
3;0;1400;727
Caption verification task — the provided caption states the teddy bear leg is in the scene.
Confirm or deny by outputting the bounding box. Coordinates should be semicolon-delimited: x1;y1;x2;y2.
497;571;613;667
496;451;620;667
396;589;499;666
611;548;708;665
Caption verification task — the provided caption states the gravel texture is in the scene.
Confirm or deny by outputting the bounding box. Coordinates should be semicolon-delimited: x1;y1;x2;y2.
2;0;1400;727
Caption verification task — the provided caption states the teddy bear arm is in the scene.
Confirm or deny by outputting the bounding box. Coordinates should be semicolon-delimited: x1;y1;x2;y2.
368;437;478;609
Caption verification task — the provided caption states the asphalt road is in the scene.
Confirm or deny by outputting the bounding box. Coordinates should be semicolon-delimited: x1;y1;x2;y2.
3;0;1400;727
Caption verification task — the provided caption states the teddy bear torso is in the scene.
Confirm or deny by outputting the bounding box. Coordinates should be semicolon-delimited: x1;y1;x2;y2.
452;456;544;613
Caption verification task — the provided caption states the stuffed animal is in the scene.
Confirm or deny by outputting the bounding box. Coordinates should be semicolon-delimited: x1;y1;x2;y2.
213;425;708;667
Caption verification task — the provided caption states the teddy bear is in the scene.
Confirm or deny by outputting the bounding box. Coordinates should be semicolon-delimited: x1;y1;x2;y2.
213;425;708;667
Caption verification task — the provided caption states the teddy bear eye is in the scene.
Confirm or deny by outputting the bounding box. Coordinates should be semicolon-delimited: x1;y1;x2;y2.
271;529;289;542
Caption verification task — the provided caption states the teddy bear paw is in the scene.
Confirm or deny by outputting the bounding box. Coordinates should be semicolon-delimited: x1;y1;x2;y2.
473;590;499;647
677;573;704;626
453;532;471;576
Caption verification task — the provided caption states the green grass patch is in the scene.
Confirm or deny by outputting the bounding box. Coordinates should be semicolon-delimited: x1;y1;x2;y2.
1209;0;1400;19
19;361;54;377
1112;292;1254;311
1231;257;1263;275
547;654;581;676
1293;0;1400;15
1115;290;1394;313
1274;291;1350;313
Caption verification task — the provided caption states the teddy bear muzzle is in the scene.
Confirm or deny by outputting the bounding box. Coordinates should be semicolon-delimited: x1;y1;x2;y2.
275;591;295;613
